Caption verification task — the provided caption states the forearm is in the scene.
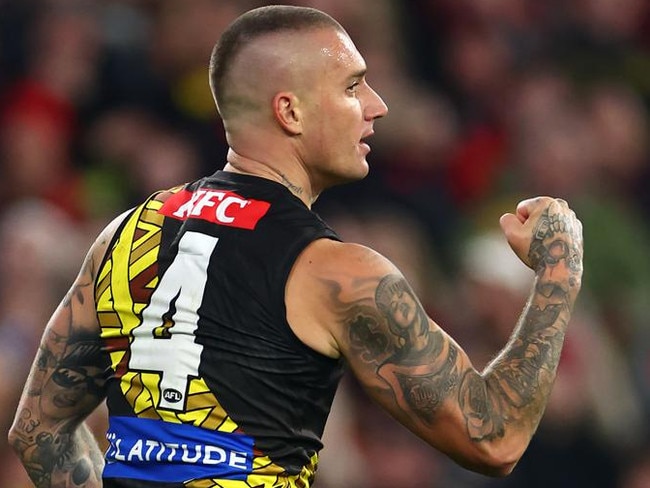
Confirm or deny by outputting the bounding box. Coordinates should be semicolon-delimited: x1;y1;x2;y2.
451;201;583;472
461;275;573;443
9;416;104;487
458;211;581;455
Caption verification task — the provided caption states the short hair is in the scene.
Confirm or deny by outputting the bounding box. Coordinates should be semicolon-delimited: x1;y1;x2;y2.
209;5;344;118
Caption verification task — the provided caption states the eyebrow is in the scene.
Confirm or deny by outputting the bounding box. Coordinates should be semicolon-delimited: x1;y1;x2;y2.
349;68;367;81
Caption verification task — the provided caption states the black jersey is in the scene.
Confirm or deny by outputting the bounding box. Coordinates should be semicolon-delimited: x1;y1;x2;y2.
95;171;344;488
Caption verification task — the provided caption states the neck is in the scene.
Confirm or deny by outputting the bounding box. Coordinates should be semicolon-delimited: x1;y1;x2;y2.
223;149;318;207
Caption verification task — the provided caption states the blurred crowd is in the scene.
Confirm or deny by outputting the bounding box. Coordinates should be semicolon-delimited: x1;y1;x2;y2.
1;0;649;487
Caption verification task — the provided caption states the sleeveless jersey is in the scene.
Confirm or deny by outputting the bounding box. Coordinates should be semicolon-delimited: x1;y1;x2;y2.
94;171;344;488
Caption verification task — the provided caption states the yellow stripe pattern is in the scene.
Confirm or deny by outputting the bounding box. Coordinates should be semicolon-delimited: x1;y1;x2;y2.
95;190;317;487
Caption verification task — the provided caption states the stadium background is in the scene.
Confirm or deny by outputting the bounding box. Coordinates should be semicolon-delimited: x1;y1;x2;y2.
0;0;649;486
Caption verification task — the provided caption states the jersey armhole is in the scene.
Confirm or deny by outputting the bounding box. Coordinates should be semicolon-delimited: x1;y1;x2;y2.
278;234;342;365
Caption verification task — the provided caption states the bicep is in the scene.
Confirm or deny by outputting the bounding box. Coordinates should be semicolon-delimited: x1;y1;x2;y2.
332;272;467;422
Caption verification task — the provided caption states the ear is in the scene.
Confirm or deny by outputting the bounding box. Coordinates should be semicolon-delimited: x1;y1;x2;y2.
272;92;303;135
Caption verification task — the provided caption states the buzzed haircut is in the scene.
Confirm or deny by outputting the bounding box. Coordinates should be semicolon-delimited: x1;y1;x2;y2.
209;5;345;118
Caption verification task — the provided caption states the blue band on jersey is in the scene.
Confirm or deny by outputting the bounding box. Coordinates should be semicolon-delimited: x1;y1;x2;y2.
103;416;254;482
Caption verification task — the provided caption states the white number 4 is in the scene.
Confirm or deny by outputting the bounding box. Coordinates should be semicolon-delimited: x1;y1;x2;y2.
129;231;218;411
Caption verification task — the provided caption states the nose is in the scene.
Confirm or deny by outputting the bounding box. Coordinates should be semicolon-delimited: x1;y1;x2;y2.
365;85;388;120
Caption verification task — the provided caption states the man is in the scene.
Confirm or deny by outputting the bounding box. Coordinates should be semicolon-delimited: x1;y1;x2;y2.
8;5;583;488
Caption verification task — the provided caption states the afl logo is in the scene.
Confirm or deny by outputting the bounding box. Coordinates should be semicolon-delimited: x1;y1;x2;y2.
162;388;183;403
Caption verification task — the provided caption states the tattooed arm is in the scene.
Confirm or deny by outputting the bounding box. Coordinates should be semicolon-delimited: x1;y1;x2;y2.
286;197;583;477
8;213;129;487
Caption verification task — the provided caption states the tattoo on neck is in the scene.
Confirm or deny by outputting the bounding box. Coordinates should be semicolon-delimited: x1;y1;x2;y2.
280;173;303;195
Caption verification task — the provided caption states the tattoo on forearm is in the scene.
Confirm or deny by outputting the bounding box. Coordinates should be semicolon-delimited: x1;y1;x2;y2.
14;409;41;438
459;372;504;441
12;256;108;487
458;303;566;441
13;418;100;487
458;202;580;441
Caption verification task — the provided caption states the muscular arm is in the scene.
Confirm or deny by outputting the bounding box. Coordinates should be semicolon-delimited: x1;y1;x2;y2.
8;214;127;487
287;197;583;476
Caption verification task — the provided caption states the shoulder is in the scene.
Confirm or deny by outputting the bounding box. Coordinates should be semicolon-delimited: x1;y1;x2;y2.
87;209;134;279
286;238;402;358
291;238;401;304
298;238;396;274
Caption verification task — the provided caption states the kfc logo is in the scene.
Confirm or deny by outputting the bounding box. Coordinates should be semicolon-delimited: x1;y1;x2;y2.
160;189;270;230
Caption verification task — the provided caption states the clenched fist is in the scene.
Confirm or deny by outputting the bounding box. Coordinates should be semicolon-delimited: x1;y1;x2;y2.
499;197;583;294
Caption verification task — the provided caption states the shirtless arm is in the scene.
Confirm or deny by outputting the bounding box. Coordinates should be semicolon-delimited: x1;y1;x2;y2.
8;213;129;487
287;197;583;477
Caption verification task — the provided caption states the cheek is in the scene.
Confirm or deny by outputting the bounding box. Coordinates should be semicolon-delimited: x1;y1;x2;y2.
310;100;363;164
330;97;361;127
